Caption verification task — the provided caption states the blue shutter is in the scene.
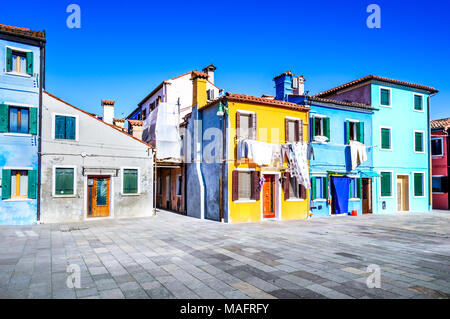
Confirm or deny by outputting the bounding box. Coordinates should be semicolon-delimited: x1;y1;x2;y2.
55;116;66;139
26;52;34;75
65;117;76;140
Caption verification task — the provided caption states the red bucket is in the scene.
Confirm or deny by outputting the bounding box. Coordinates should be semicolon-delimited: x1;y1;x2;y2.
351;210;358;216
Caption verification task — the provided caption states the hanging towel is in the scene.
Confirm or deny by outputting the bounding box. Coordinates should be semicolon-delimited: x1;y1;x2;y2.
248;140;273;166
285;142;310;189
306;143;315;161
349;140;368;170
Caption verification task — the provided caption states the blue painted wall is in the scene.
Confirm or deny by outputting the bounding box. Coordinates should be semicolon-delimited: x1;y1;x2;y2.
0;38;41;225
370;82;431;213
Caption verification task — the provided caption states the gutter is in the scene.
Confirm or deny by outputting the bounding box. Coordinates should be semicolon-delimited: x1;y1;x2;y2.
37;33;45;223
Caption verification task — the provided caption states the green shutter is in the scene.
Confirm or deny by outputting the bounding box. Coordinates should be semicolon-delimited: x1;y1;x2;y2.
123;169;138;194
55;168;74;195
311;117;315;140
380;172;391;196
324;117;330;140
2;169;11;200
357;178;362;198
345;120;350;145
415;132;423;152
414;95;422;110
323;176;328;199
357;122;364;144
55;116;66;139
381;89;390;106
414;173;424;196
28;170;37;199
26;52;34;75
381;128;390;149
311;177;316;200
0;104;8;133
6;48;12;72
349;180;352;198
65;116;76;140
29;107;37;135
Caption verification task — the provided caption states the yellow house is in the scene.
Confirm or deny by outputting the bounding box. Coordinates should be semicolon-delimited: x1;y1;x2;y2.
184;71;310;223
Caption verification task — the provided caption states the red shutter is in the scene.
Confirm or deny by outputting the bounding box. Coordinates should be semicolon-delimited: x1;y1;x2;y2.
284;172;290;200
295;120;300;142
236;112;241;139
251;171;261;200
300;184;307;199
232;170;239;201
298;120;303;142
285;118;289;143
251;113;257;140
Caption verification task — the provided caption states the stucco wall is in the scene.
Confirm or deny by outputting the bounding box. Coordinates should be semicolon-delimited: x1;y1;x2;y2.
431;130;448;209
40;93;153;223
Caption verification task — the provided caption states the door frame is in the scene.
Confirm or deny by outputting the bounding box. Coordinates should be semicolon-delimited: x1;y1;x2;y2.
260;172;281;221
83;174;115;221
362;178;373;214
396;174;410;212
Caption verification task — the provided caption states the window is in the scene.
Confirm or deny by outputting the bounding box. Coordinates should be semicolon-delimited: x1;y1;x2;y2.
238;171;252;200
431;138;444;156
1;169;37;200
123;169;138;194
289;177;300;198
55;115;76;140
346;121;364;144
380;128;392;150
176;175;182;196
141;108;147;121
157;176;162;195
311;176;328;200
0;104;37;134
414;173;424;197
414;131;424;153
311;116;330;141
6;48;33;75
237;112;255;140
380;172;392;197
207;89;215;101
54;168;75;196
414;94;423;111
9;107;29;134
349;178;362;199
11;170;28;198
432;176;448;193
380;88;391;106
285;119;302;143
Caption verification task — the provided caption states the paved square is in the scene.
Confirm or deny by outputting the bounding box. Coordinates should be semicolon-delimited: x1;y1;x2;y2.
0;211;449;299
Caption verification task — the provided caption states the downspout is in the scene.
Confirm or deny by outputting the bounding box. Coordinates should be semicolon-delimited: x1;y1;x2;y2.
194;108;205;219
427;92;437;211
221;106;226;222
37;35;45;223
154;149;157;216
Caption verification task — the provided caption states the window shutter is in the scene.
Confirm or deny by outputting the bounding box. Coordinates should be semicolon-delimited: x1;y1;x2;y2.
1;169;11;200
285;118;289;143
29;107;37;135
357;178;362;198
324;117;330;140
300;184;307;199
414;95;422;110
0;104;8;133
284;172;290;200
66;116;76;140
26;52;34;75
357;122;364;144
311;117;315;140
6;48;12;72
294;120;300;142
298;120;303;142
381;172;391;196
55;116;66;139
415;133;423;152
381;129;390;149
345;120;350;145
311;177;316;200
323;176;329;199
414;173;423;196
349;181;352;199
251;113;257;140
28;170;37;199
232;170;239;201
236;112;241;139
124;169;138;194
251;171;260;200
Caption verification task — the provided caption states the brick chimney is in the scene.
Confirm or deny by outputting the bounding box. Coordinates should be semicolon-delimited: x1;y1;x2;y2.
202;64;216;84
102;100;115;124
191;71;209;108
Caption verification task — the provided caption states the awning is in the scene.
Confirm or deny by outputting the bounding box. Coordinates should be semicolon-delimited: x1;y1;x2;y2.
360;171;381;178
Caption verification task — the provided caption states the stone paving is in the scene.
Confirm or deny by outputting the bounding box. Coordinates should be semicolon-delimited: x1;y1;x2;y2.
0;210;449;299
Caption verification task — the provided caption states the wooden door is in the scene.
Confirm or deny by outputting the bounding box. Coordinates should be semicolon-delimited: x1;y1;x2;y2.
362;178;372;214
262;175;275;219
87;176;110;218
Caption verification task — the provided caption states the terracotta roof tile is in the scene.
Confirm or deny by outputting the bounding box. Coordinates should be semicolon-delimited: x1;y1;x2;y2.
101;100;115;105
113;118;125;122
128;120;144;126
273;70;295;80
190;70;209;80
0;24;45;40
316;75;438;97
431;117;450;129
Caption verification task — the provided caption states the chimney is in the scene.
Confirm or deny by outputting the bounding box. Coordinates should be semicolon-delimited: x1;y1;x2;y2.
191;71;209;108
202;64;216;84
102;100;115;124
293;75;306;95
273;71;294;101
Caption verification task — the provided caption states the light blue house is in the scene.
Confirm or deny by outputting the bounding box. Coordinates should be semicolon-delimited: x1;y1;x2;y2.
315;75;438;213
274;72;376;217
0;24;46;225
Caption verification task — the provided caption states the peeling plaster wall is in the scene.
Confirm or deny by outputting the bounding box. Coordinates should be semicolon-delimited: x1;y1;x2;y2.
40;93;153;223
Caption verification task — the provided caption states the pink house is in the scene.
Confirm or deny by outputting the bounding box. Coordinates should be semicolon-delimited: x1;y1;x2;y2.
431;118;450;210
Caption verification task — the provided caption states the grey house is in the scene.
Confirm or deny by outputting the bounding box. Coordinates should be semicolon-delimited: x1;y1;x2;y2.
40;91;154;223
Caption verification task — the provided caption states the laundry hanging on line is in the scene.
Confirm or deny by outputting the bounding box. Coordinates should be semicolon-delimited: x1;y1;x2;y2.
282;142;311;189
349;140;368;170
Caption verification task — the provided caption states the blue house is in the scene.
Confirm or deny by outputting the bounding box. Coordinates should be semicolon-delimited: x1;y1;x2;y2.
315;75;438;213
274;72;376;217
0;25;46;225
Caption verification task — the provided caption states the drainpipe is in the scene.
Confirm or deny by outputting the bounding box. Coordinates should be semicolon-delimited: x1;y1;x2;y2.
153;149;157;216
221;105;226;222
427;92;437;211
194;108;205;219
37;35;45;223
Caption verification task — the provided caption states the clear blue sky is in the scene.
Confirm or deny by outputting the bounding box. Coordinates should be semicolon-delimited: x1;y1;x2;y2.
2;0;449;119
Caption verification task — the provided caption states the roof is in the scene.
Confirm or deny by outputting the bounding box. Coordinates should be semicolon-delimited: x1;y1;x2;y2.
44;91;153;149
306;96;376;111
431;117;450;129
191;70;209;79
316;75;438;97
0;24;46;41
113;118;125;122
202;92;310;112
128;120;144;127
273;70;295;80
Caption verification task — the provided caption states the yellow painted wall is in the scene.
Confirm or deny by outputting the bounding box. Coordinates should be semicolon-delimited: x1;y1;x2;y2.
226;100;310;223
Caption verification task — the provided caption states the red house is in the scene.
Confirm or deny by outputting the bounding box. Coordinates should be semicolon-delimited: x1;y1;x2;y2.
431;118;450;210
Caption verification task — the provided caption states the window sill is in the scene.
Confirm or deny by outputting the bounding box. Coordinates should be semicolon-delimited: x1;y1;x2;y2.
3;198;32;202
380;148;393;151
121;193;140;196
414;151;425;154
3;133;32;137
53;138;78;142
349;198;361;201
286;198;305;202
413;109;424;113
312;199;327;202
234;199;256;203
380;196;393;199
5;72;32;78
379;104;392;108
